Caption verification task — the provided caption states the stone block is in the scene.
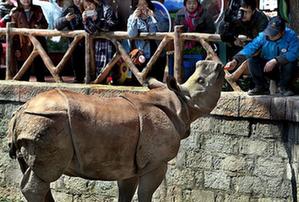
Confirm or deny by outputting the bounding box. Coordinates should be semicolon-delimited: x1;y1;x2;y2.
18;83;54;102
211;92;240;117
287;124;299;144
271;97;286;120
191;117;212;134
258;198;292;202
219;119;250;137
251;123;282;139
224;194;250;202
239;95;272;119
292;144;299;163
239;139;273;156
165;168;196;189
51;191;73;202
185;151;213;170
286;97;299;122
189;189;215;202
274;142;289;159
233;176;265;195
204;134;239;154
181;130;202;152
204;170;230;191
253;157;285;177
0;82;19;101
89;85;144;98
218;155;246;172
262;177;292;198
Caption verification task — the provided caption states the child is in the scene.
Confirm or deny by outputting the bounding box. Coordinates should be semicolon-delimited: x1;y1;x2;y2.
81;0;117;76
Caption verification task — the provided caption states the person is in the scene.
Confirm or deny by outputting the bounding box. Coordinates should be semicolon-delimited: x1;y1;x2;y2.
81;0;117;77
225;16;299;96
0;0;16;73
173;0;215;81
126;0;160;84
219;0;269;82
11;0;48;82
54;0;85;83
127;0;158;61
0;0;16;26
175;0;215;50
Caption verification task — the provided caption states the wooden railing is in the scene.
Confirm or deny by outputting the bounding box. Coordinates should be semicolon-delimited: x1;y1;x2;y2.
0;23;245;91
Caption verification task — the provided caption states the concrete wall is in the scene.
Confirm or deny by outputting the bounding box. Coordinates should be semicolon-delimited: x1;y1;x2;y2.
0;80;297;202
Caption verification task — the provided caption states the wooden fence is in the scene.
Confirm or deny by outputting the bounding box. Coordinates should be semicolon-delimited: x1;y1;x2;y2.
0;23;244;91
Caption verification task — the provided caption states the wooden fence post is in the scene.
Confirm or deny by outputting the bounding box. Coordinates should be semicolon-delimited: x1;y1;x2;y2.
85;32;91;83
174;25;183;84
5;22;15;80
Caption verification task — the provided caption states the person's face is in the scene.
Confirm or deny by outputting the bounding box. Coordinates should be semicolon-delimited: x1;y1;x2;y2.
20;0;31;8
83;1;96;10
267;31;283;41
137;0;149;19
185;0;198;13
73;0;81;7
239;6;254;22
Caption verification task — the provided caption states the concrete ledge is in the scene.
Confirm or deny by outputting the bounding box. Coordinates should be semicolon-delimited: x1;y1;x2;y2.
1;81;299;122
212;91;299;122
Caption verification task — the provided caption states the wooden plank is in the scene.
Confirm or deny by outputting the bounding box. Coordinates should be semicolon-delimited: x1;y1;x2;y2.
13;50;39;80
174;25;183;84
84;33;91;83
54;35;83;74
141;36;171;80
92;53;121;84
5;22;15;79
29;35;62;82
112;39;143;85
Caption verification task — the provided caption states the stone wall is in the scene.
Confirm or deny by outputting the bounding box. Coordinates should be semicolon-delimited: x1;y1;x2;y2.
0;80;297;202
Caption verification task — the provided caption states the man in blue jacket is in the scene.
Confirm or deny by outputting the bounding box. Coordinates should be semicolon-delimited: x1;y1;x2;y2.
225;16;299;96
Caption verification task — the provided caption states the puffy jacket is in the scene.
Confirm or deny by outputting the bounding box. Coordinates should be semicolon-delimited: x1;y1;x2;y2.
234;27;299;65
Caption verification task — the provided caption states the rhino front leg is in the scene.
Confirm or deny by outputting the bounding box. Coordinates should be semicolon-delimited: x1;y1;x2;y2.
20;168;54;202
137;163;167;202
117;176;138;202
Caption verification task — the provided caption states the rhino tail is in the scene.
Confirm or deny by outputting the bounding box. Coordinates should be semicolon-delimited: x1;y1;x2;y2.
7;105;24;159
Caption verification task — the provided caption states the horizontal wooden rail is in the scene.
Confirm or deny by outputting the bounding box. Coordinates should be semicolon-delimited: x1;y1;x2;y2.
3;23;251;90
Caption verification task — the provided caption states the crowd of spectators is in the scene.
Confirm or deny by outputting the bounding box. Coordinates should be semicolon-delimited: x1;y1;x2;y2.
0;0;298;97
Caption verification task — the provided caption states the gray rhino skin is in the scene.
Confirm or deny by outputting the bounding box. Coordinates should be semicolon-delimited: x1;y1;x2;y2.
7;60;224;202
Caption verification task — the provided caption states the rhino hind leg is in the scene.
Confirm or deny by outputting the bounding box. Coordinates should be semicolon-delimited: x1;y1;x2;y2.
117;176;138;202
21;168;54;202
137;162;167;202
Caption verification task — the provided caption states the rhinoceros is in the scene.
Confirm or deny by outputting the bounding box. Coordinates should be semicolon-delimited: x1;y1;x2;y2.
7;60;224;202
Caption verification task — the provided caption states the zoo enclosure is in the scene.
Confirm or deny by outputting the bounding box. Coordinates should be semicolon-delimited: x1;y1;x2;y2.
0;23;244;91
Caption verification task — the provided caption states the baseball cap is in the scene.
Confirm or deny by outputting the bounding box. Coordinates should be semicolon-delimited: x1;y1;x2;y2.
264;16;286;37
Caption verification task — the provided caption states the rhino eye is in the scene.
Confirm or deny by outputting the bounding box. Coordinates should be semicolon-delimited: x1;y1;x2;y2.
197;76;205;84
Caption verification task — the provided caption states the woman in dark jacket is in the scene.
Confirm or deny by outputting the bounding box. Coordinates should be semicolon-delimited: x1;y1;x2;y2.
11;0;48;81
54;0;85;83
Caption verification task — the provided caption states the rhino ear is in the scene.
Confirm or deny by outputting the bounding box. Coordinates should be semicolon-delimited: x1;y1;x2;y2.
145;77;165;89
166;76;181;93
